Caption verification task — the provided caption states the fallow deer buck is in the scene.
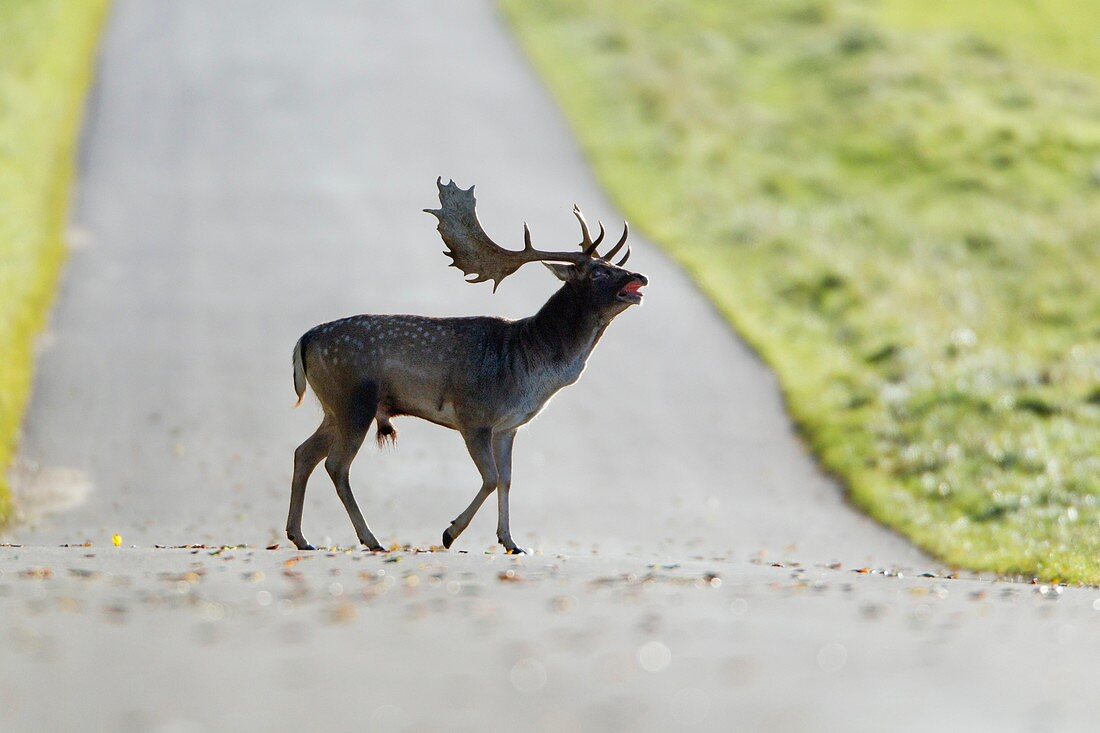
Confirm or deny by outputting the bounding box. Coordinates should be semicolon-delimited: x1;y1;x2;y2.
286;179;647;553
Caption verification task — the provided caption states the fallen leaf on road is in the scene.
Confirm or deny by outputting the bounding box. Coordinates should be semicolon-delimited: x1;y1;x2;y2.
329;602;357;624
266;543;280;550
102;604;128;623
112;534;122;548
550;596;576;613
861;604;885;619
68;568;99;580
20;568;53;580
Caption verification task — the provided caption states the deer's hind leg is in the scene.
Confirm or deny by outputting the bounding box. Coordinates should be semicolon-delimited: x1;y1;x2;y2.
287;417;335;551
325;381;385;551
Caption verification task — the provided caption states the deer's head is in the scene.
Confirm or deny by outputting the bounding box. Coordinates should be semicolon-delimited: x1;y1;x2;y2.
540;241;647;319
424;179;647;316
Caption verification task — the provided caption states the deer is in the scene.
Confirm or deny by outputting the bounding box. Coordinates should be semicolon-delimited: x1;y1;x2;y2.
285;178;647;553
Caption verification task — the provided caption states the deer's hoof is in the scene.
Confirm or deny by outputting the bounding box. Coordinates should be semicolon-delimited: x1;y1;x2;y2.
442;527;455;549
288;534;315;551
503;544;527;555
361;540;386;552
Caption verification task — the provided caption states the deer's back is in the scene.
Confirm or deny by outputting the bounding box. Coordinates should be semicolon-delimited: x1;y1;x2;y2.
300;313;511;424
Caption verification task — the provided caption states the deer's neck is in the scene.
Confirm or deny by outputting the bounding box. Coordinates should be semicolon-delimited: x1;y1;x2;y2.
518;283;608;372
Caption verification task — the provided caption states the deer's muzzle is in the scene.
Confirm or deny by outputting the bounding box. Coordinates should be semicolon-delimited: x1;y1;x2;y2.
617;275;647;304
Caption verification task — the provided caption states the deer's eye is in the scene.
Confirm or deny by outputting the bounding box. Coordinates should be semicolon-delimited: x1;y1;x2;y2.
591;268;609;280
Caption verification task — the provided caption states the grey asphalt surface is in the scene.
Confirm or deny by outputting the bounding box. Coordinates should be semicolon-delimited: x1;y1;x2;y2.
1;1;1098;731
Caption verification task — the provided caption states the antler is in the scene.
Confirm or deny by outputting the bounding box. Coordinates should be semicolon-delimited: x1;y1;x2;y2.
572;203;630;266
424;178;630;290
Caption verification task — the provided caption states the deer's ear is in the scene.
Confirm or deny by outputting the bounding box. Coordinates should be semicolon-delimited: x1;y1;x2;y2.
542;262;578;281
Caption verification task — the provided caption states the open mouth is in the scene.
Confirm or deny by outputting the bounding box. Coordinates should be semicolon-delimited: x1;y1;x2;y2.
617;279;645;304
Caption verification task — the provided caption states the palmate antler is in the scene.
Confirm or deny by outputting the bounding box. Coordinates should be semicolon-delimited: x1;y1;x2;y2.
423;178;630;291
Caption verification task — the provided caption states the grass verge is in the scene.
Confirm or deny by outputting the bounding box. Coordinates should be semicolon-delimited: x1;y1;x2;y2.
0;0;110;523
501;0;1100;582
877;1;1100;79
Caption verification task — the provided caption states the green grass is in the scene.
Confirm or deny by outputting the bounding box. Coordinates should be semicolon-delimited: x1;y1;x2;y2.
878;1;1100;78
0;0;110;522
501;0;1100;582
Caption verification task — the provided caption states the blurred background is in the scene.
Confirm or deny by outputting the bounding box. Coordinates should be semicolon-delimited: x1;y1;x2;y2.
3;0;1099;584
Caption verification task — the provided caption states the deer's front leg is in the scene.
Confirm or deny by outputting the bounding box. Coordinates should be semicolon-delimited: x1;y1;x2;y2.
493;430;524;554
442;427;498;549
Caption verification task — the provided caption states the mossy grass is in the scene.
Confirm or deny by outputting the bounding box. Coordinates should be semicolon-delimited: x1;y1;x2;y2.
502;0;1100;583
0;0;111;523
878;1;1100;79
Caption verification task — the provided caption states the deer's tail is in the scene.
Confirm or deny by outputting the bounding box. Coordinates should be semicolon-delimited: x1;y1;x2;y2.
292;333;310;408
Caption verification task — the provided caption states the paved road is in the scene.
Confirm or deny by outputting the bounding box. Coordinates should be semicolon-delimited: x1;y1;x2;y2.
2;1;1097;731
